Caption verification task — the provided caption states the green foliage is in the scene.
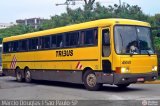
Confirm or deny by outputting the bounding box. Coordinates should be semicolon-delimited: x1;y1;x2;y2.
0;24;36;43
40;3;151;29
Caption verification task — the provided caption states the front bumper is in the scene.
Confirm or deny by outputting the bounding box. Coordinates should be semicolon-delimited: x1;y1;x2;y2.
113;72;158;84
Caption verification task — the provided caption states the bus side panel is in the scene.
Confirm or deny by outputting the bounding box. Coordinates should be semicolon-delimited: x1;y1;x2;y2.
2;46;101;84
30;70;83;84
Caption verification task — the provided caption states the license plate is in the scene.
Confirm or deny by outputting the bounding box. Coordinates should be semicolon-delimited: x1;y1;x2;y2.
137;78;144;82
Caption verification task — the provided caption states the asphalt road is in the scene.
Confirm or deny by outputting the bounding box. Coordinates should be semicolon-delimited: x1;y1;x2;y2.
0;76;160;101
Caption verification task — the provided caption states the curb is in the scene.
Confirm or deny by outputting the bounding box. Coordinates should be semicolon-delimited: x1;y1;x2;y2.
143;80;160;84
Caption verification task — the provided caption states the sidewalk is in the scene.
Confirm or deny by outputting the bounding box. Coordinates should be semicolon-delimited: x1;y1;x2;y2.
143;80;160;84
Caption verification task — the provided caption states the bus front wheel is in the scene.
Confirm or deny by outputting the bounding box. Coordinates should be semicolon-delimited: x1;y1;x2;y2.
83;70;101;91
25;69;32;83
16;68;23;82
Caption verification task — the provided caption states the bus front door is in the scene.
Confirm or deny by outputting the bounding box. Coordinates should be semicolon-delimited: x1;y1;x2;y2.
101;27;113;84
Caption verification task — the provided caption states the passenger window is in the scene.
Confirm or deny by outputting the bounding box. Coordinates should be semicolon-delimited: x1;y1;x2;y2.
19;40;28;51
57;34;63;48
29;38;38;50
79;31;85;46
65;32;79;47
70;32;79;46
79;29;97;46
29;39;32;50
12;41;18;52
84;30;94;45
3;43;9;53
94;29;98;45
51;36;56;48
39;37;43;49
42;36;50;49
65;33;70;47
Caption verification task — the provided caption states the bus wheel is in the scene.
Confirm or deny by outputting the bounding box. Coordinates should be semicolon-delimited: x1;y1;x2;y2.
83;70;101;91
16;68;23;82
25;69;32;83
116;84;130;88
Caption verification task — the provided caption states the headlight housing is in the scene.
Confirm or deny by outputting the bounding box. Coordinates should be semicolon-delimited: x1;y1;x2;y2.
152;66;158;71
121;67;130;73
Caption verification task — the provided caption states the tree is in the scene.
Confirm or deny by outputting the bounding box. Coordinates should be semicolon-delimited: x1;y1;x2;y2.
155;14;160;26
0;24;36;41
84;0;96;10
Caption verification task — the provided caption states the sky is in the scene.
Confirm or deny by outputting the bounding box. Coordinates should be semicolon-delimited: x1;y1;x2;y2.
0;0;160;23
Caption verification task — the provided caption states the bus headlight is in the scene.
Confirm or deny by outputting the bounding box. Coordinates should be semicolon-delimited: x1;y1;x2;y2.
152;66;157;71
121;67;130;73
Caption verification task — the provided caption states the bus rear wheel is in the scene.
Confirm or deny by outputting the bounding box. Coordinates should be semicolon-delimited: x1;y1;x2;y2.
16;68;23;82
83;70;101;91
25;69;32;83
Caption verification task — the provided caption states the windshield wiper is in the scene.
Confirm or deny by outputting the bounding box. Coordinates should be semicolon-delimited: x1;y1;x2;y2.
145;50;151;56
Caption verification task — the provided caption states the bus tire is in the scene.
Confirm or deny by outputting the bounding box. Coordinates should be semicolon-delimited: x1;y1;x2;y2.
116;84;130;88
15;68;23;82
25;68;32;83
83;70;101;91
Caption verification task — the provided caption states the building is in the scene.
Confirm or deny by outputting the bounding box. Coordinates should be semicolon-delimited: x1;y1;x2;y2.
16;18;46;29
0;23;14;29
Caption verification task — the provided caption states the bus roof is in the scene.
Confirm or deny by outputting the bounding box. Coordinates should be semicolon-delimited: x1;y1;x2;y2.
3;18;150;42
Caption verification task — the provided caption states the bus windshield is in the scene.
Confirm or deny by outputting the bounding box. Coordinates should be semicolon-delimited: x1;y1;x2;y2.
114;25;154;55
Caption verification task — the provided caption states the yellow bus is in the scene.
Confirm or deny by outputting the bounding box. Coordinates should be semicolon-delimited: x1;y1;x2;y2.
2;18;158;90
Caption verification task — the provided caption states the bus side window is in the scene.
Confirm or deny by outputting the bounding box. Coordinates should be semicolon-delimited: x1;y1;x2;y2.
78;31;85;46
84;29;94;45
42;36;50;49
94;29;98;45
29;38;38;50
13;41;18;52
65;33;70;47
57;34;63;48
51;36;56;48
102;29;110;57
34;38;39;50
29;39;32;50
8;42;12;52
69;32;79;47
19;40;27;51
3;43;9;53
39;37;42;49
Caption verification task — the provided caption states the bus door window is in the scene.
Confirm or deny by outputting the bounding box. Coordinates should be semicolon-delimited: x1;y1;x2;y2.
102;29;110;57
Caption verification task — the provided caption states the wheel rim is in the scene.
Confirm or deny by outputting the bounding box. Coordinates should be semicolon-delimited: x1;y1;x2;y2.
86;73;97;87
26;71;31;81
